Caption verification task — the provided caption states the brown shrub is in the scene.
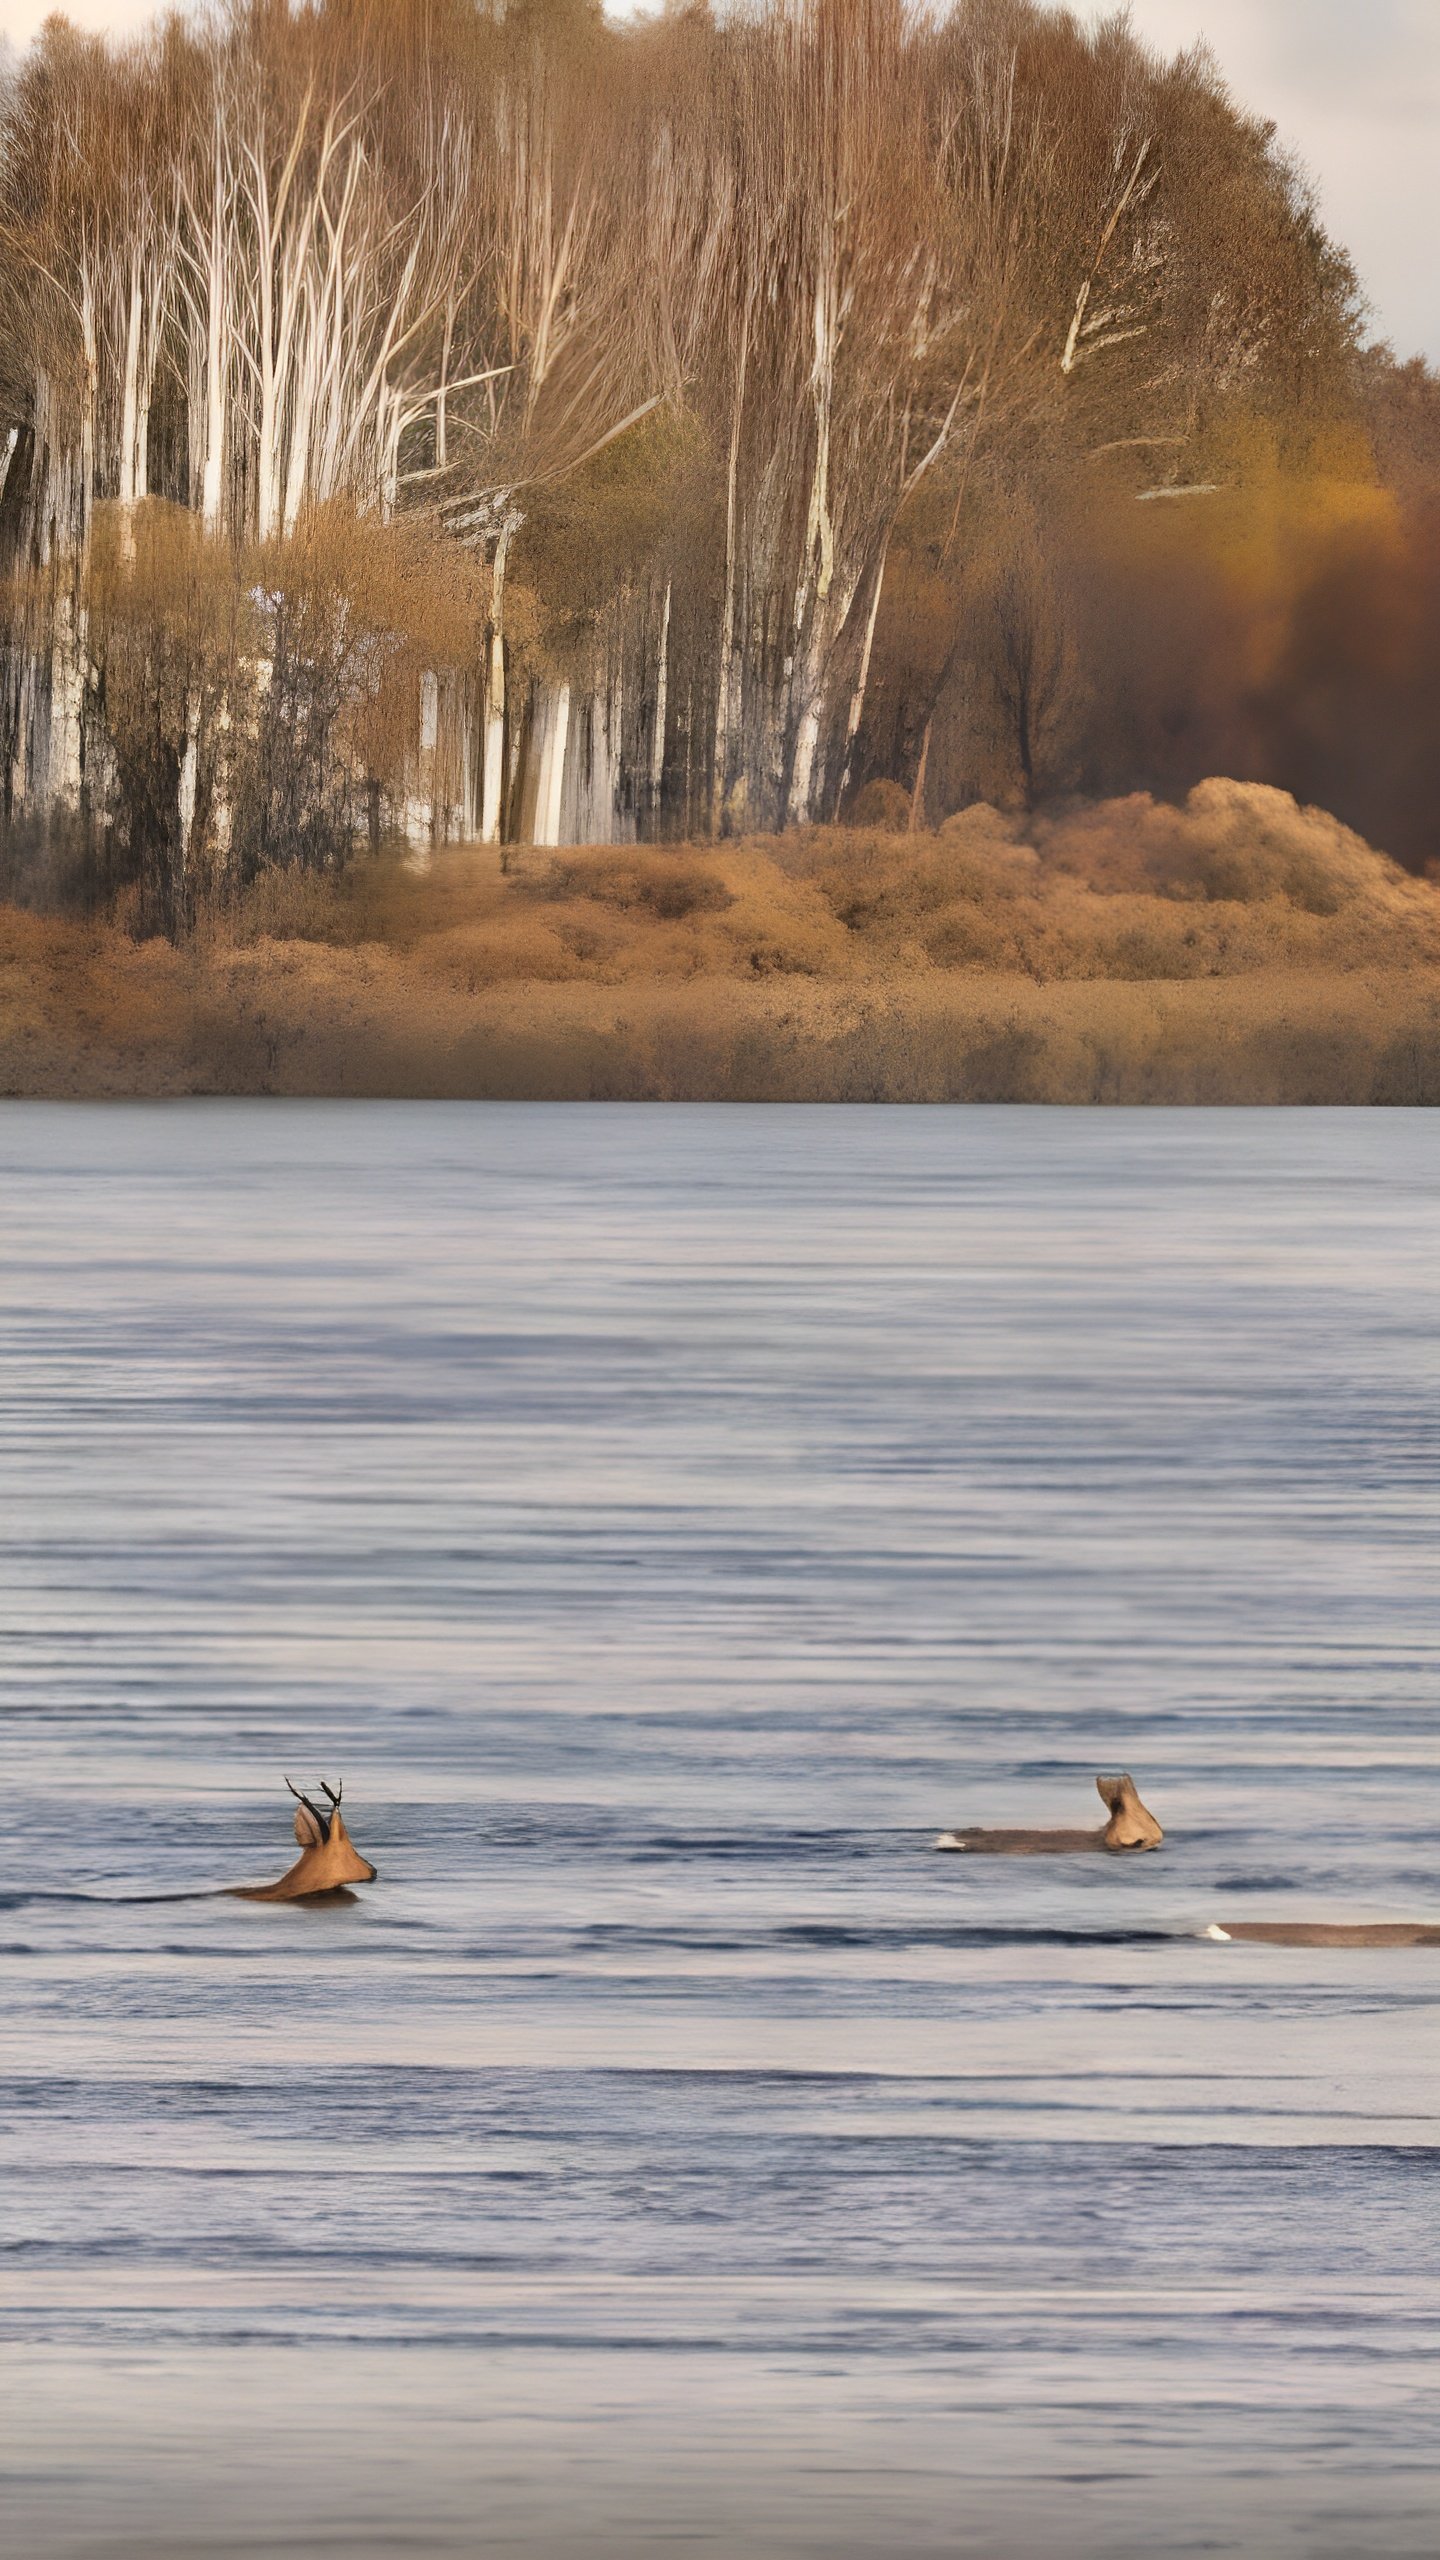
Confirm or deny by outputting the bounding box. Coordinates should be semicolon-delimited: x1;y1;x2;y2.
96;789;1440;1000
206;848;508;951
529;849;733;920
706;853;857;977
1033;779;1414;911
784;811;1042;950
920;905;1017;969
7;777;1438;1099
420;918;585;990
845;778;912;832
6;897;1439;1105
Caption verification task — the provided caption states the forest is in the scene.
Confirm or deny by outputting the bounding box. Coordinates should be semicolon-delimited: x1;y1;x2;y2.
3;0;1438;950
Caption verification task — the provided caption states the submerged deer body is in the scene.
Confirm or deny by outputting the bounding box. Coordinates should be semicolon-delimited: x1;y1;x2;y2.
935;1772;1164;1855
1205;1920;1440;1947
226;1778;379;1902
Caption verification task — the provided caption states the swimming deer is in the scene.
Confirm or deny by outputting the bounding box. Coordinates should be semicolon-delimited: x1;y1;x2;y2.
935;1772;1164;1854
1204;1920;1440;1947
226;1778;379;1902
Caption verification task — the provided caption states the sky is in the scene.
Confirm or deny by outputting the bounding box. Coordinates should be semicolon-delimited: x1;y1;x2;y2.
1115;0;1439;361
2;0;1436;360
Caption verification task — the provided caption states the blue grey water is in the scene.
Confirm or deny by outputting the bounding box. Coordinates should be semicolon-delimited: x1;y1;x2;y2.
1;1102;1437;2560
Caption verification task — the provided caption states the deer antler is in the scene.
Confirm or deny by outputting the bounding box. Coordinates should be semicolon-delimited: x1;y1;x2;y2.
285;1775;329;1836
319;1778;342;1810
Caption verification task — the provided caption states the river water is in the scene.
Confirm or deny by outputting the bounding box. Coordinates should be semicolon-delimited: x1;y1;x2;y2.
1;1102;1437;2560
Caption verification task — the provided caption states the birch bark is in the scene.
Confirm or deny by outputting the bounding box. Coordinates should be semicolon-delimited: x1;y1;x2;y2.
533;682;571;847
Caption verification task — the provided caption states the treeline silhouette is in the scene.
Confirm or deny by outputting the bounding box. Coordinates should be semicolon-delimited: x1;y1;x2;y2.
0;0;1436;942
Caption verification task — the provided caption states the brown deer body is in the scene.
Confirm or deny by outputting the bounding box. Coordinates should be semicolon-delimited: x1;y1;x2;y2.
225;1779;379;1902
935;1772;1164;1854
1204;1920;1440;1947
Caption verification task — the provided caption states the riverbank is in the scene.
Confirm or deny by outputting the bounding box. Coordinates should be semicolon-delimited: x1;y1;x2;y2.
4;787;1437;1102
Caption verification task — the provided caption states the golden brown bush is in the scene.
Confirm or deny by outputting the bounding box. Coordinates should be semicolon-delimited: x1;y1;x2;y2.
419;919;585;990
528;850;733;922
6;918;1437;1105
936;805;1042;888
706;855;856;978
182;786;1440;995
1033;779;1413;911
920;907;1017;970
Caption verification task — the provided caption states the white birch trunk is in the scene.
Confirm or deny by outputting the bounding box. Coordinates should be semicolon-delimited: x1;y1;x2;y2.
195;119;231;533
712;304;750;835
282;333;321;534
835;546;887;814
47;591;84;810
563;689;598;845
533;683;571;847
10;651;32;814
119;266;143;533
481;633;507;845
135;375;151;514
178;691;200;861
256;347;280;543
650;580;670;823
480;518;514;845
603;659;623;843
435;297;455;472
212;690;233;863
79;290;97;553
200;278;227;534
402;788;432;854
786;602;834;825
459;680;478;836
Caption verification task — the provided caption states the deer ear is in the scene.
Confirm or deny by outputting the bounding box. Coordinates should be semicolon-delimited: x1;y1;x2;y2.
1096;1774;1130;1812
293;1804;325;1847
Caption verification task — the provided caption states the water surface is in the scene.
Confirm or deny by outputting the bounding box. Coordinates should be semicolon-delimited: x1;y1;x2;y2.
2;1104;1437;2558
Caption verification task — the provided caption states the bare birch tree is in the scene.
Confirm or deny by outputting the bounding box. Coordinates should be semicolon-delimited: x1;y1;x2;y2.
0;0;1361;895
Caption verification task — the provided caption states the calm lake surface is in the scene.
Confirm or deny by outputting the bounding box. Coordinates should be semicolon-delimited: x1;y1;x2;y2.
2;1102;1437;2560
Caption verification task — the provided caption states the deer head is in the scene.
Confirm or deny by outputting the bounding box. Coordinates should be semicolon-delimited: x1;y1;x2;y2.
229;1778;379;1902
1095;1772;1164;1850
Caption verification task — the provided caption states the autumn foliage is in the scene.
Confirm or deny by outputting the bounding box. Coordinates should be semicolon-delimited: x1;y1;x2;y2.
6;0;1429;920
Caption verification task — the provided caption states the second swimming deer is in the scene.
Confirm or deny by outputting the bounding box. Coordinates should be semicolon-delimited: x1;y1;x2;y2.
935;1771;1164;1854
225;1778;379;1902
1203;1919;1440;1947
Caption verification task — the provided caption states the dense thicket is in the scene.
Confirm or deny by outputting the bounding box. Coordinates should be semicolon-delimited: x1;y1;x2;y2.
0;0;1419;934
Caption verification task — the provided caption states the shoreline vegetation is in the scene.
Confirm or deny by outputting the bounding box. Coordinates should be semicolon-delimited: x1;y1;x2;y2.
6;0;1440;948
3;1;1437;1103
6;783;1437;1103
